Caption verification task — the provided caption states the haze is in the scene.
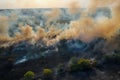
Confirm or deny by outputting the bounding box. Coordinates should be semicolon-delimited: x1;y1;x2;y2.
0;0;90;9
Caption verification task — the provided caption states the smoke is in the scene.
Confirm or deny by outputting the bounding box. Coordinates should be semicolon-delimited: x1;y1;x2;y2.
92;0;120;39
68;1;80;14
0;0;120;47
57;0;120;42
13;25;35;43
66;0;120;41
44;9;61;28
0;0;71;9
0;16;10;41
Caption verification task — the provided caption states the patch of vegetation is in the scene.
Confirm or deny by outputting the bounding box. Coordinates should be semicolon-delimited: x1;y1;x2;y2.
43;69;53;80
104;53;120;64
43;69;53;76
24;71;35;80
38;78;42;80
77;58;92;71
68;57;79;72
56;63;65;76
68;57;97;72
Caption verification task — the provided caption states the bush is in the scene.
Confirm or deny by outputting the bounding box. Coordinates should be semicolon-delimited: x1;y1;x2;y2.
68;57;97;72
38;78;42;80
43;69;53;76
56;63;65;75
77;58;92;70
68;57;78;72
104;53;120;64
91;59;98;67
43;69;53;80
24;71;35;80
70;57;78;64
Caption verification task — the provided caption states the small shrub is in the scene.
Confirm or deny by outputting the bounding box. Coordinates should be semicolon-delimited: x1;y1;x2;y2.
43;69;53;80
56;63;65;75
38;78;42;80
24;71;35;80
68;63;79;72
70;57;78;64
77;58;92;70
91;59;98;67
104;53;120;64
43;69;53;76
68;57;79;72
68;57;96;72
